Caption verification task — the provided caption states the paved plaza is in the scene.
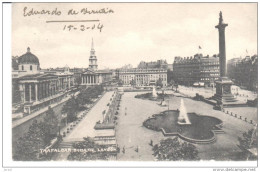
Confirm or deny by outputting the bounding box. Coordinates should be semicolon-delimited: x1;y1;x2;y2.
116;90;257;161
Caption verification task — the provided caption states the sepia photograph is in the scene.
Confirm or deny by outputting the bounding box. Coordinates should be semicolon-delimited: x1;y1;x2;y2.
3;1;258;169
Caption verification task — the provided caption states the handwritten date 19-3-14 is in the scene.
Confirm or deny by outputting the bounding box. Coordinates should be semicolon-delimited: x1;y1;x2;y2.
63;23;104;32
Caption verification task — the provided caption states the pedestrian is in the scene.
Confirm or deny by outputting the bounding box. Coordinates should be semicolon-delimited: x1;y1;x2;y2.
150;140;153;146
122;147;125;154
135;146;139;152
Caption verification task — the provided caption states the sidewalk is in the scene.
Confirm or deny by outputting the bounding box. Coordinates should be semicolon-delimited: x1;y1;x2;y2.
63;91;113;141
52;91;114;160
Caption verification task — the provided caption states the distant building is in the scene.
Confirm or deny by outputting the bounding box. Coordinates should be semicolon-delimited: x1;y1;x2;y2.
118;68;167;87
81;39;113;86
120;64;133;69
172;54;220;87
227;55;258;91
137;59;168;69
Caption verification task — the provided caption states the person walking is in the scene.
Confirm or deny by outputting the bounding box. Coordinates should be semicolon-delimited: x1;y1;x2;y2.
122;146;125;154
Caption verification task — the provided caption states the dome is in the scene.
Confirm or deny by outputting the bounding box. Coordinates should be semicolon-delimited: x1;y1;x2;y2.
18;47;39;65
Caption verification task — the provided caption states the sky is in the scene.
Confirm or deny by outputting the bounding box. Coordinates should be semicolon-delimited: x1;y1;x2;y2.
12;3;257;69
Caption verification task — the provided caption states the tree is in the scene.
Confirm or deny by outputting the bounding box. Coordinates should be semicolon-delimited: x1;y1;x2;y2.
156;78;163;88
13;120;51;161
61;96;79;122
152;137;200;161
167;69;173;85
130;79;136;88
169;80;175;90
238;128;258;160
175;83;179;92
44;106;58;136
74;76;81;86
118;79;123;86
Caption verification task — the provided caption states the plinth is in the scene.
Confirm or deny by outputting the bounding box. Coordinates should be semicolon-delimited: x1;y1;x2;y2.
214;77;236;104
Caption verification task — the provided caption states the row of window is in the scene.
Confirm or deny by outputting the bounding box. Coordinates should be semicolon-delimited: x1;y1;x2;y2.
21;65;39;71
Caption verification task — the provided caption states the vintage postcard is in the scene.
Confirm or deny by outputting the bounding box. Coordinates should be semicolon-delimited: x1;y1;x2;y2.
3;1;258;169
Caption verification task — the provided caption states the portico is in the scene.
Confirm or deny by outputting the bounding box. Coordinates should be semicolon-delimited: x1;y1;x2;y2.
18;73;73;114
81;74;99;85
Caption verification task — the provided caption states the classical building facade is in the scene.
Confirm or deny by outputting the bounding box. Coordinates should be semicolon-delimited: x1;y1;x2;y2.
172;54;220;86
118;68;167;87
227;55;258;91
12;47;74;114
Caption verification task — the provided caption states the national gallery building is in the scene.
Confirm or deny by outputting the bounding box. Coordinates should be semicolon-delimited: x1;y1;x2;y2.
12;47;74;115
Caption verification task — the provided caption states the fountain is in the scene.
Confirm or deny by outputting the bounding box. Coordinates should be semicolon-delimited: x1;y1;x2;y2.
152;86;157;98
177;99;191;125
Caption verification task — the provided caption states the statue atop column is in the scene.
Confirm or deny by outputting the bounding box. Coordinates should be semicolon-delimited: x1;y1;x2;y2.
219;11;223;24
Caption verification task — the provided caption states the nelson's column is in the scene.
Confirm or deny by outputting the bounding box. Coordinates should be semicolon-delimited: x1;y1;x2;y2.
214;11;236;105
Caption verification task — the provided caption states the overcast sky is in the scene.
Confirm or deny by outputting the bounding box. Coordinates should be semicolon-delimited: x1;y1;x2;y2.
12;3;257;69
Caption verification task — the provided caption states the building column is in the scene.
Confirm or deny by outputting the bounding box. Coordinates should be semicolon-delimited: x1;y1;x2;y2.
35;83;38;101
68;77;70;88
58;79;60;91
82;76;83;84
38;83;41;100
48;82;50;97
29;84;32;102
42;83;44;98
44;82;47;98
23;84;26;103
47;82;50;97
45;82;47;98
86;76;88;85
45;82;48;98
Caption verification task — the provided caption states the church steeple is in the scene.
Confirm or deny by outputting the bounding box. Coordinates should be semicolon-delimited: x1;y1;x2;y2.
89;38;98;70
91;38;94;50
90;38;96;56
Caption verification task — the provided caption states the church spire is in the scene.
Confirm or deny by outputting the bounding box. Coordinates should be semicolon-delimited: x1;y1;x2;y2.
91;37;94;50
89;38;98;70
90;38;95;56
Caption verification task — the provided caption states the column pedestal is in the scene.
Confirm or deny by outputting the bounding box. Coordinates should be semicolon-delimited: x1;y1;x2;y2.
213;77;236;104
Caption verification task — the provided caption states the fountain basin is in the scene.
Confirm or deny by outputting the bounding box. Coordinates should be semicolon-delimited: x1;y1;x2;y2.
143;110;223;144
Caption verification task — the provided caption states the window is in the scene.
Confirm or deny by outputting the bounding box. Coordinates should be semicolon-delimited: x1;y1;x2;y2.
30;65;32;71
